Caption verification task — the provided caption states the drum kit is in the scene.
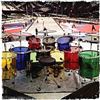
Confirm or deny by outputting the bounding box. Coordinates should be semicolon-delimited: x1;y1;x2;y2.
2;28;99;91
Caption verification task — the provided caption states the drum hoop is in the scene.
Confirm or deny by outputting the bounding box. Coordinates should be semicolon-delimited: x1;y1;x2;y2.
2;51;16;58
43;37;55;44
35;49;51;53
51;50;63;53
79;56;100;59
57;36;70;43
13;50;32;54
79;50;100;59
11;47;31;54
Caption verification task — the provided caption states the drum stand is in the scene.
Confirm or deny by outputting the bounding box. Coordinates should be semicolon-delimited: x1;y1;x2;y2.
26;61;33;82
37;65;61;91
36;65;50;91
72;70;80;89
37;57;61;91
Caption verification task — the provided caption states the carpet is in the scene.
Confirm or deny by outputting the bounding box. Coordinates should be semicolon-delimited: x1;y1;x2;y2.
3;69;79;93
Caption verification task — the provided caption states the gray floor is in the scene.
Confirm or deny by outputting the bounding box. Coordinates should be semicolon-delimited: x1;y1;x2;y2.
3;67;97;94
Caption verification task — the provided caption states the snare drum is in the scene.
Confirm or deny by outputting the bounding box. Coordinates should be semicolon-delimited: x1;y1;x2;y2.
79;50;99;78
57;36;71;51
11;47;31;70
43;36;55;49
35;48;51;60
64;50;79;70
51;49;64;63
2;51;16;79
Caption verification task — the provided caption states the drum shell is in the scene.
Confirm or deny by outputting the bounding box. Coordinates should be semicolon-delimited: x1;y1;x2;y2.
30;52;38;63
79;50;99;78
39;56;56;66
28;38;41;50
51;50;64;64
2;51;16;79
57;36;71;51
36;50;50;60
64;51;79;70
58;43;70;51
12;47;30;70
43;36;55;49
43;43;55;50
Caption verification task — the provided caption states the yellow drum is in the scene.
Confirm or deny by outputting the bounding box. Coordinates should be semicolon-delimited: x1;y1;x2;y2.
2;51;16;79
51;49;64;63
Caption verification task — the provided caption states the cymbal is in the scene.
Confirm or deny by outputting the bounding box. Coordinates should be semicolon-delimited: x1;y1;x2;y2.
11;32;32;36
86;34;99;37
38;30;56;33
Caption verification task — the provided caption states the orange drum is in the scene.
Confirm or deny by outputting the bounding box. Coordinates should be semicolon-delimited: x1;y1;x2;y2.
64;46;80;70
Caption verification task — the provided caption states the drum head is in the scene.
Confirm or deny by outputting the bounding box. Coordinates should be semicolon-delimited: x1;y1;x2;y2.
57;36;71;44
2;51;16;58
43;36;55;44
11;47;30;54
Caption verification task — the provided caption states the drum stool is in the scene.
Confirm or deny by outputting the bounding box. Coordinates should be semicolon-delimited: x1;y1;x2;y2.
37;56;59;91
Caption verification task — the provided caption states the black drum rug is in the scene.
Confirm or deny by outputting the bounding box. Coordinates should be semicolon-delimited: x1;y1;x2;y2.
3;69;96;93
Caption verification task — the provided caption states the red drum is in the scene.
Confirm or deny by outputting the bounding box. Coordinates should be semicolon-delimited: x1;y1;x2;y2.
70;46;81;52
64;50;79;70
28;37;41;50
